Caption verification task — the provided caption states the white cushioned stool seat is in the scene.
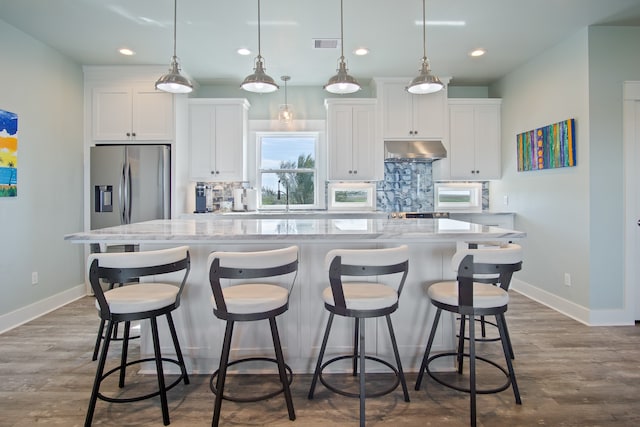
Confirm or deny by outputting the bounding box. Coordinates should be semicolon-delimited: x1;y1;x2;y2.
322;282;398;311
427;281;509;309
98;283;180;314
213;283;289;314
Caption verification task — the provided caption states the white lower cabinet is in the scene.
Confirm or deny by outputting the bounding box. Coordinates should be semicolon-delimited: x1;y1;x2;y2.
325;99;381;181
449;99;502;180
188;99;249;182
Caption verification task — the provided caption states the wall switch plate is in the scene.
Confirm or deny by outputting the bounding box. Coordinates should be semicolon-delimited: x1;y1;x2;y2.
31;272;38;285
564;273;571;287
503;195;509;206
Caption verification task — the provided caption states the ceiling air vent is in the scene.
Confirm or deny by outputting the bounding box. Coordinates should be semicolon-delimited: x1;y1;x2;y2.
313;39;340;49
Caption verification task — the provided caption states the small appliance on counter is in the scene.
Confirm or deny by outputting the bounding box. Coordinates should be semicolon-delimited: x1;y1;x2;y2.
233;189;245;211
195;182;207;213
232;187;258;212
245;188;258;211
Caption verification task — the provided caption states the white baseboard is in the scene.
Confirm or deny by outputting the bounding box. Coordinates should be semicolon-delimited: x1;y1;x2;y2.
0;284;87;334
511;279;635;326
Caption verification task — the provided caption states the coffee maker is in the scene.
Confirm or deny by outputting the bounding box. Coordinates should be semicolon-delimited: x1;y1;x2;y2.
195;182;207;213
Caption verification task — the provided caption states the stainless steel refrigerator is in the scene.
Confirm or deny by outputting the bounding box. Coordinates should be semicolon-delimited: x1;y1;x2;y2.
90;145;170;230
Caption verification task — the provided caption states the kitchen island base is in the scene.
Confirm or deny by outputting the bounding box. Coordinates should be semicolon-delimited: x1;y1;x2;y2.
139;242;457;375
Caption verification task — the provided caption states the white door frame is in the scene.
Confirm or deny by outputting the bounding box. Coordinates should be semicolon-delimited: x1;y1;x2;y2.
623;81;640;320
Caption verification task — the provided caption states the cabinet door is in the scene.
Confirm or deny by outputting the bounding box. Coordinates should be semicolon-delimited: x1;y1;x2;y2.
449;104;477;179
132;88;174;140
351;105;377;180
212;104;245;181
93;86;174;141
92;87;132;140
189;102;246;181
328;105;355;180
413;90;446;139
474;104;501;179
382;82;413;138
189;103;216;180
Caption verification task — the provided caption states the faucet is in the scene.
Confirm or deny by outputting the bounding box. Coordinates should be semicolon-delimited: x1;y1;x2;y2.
277;179;289;212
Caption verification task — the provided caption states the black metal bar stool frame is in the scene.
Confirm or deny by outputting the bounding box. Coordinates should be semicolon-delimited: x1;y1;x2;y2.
208;251;298;427
308;251;411;427
85;249;191;427
415;254;522;427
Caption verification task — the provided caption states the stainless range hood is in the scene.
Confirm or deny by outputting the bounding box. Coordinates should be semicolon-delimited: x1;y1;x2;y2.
384;140;447;161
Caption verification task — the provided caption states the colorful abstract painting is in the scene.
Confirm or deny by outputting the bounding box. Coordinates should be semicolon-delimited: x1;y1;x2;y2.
0;109;18;197
517;118;576;171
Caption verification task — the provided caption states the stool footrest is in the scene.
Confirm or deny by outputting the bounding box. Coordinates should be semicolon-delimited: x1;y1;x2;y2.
318;354;401;399
209;357;293;403
97;357;186;404
426;352;512;395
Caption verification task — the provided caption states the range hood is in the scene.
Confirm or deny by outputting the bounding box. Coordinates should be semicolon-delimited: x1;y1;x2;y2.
384;140;447;161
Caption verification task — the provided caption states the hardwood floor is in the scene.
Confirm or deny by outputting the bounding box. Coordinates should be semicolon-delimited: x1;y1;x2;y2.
1;292;640;426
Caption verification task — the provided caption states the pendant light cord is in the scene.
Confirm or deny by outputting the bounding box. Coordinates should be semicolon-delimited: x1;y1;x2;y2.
421;0;426;60
339;0;345;61
172;0;178;58
257;0;262;59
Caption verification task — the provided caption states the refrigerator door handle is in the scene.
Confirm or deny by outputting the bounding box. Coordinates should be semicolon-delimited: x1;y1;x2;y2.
119;162;126;224
126;163;133;224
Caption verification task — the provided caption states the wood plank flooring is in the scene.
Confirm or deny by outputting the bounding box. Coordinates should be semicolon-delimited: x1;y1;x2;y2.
1;292;640;426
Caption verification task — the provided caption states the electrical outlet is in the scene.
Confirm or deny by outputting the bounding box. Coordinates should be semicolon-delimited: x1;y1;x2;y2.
503;195;509;206
564;273;571;287
31;271;39;285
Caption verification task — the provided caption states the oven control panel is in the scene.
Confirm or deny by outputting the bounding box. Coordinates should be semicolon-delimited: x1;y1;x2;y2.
388;212;450;219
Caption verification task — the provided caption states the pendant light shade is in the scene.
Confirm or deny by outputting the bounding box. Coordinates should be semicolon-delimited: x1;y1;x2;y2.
407;0;443;95
324;0;360;94
155;0;193;94
279;76;293;123
241;0;279;93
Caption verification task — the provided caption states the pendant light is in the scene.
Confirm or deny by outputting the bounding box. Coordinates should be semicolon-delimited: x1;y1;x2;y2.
407;0;443;95
241;0;279;93
155;0;193;94
278;76;293;123
324;0;361;94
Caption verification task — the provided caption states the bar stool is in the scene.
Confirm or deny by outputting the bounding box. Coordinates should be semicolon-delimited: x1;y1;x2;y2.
207;246;298;427
89;243;139;361
85;246;191;427
308;245;410;427
457;243;521;360
415;243;523;427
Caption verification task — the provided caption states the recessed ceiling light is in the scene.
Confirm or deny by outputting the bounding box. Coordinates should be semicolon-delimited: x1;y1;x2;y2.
354;47;369;56
119;48;135;56
237;48;252;56
470;48;486;57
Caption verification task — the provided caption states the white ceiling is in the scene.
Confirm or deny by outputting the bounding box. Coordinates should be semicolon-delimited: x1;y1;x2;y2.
2;0;640;87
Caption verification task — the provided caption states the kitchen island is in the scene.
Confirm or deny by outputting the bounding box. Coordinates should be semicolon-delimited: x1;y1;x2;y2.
66;217;525;374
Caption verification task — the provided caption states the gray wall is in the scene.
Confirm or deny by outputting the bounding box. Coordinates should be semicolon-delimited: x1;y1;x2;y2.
0;20;85;318
491;26;640;316
587;26;640;309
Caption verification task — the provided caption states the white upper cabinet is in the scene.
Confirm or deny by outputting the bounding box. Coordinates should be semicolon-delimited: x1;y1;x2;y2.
325;99;381;181
448;99;502;180
189;99;249;182
373;78;449;140
92;85;174;141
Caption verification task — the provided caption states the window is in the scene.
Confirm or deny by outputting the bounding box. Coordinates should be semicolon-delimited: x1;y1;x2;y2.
257;132;319;210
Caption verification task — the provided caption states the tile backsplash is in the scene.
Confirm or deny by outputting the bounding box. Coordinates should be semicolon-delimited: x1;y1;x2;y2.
377;161;435;212
376;161;489;212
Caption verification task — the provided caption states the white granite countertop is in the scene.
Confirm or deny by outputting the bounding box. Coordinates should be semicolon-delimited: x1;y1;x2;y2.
65;217;525;244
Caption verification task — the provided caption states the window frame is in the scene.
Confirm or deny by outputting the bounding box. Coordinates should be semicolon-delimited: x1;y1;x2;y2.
256;131;322;210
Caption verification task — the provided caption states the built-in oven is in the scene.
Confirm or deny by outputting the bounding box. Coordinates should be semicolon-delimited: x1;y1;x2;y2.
388;211;450;219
